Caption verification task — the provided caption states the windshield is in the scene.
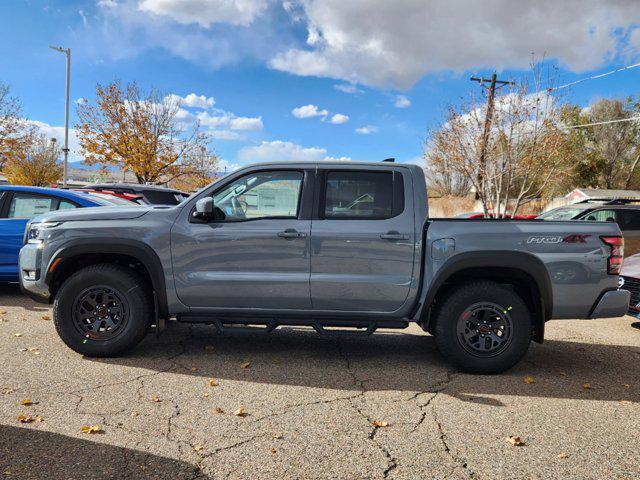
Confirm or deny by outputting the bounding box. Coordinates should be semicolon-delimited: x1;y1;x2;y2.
537;207;587;220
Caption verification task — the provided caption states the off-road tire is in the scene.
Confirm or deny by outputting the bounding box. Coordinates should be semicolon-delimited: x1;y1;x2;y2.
433;281;532;374
53;264;152;357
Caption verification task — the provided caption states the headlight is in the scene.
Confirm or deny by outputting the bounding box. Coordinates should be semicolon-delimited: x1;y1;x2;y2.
27;222;62;244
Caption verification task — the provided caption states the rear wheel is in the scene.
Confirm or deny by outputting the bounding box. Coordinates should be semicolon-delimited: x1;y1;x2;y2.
53;264;152;357
433;281;532;374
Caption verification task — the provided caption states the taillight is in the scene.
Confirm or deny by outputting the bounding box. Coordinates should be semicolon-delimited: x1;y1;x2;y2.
600;236;624;275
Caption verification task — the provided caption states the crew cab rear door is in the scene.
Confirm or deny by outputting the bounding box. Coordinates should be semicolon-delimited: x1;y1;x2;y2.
310;167;416;313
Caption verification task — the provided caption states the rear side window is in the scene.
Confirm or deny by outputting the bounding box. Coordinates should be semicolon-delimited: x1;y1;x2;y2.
58;200;77;210
8;194;56;219
582;209;616;222
616;210;640;231
323;171;404;219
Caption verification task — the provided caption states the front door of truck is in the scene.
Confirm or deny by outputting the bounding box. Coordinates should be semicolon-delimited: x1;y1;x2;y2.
171;169;312;310
310;168;416;313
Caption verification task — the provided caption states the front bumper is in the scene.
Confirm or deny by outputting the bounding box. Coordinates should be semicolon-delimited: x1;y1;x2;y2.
18;243;52;304
589;289;630;319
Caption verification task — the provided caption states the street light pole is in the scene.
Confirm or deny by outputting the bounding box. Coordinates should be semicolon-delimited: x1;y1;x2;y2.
49;45;71;188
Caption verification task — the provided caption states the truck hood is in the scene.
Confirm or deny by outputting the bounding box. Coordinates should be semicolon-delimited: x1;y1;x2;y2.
33;205;153;223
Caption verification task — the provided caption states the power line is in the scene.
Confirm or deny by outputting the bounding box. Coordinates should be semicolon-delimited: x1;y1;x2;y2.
549;61;640;92
564;116;640;129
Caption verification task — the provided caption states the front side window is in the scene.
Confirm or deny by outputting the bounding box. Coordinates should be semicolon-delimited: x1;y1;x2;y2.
323;171;403;219
58;200;77;210
213;170;303;221
616;210;640;231
8;194;56;219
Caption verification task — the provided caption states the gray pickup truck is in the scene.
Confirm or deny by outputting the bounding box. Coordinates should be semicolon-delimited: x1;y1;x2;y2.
19;162;630;373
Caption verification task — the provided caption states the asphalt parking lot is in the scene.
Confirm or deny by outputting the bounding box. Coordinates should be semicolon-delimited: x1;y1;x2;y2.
1;284;639;480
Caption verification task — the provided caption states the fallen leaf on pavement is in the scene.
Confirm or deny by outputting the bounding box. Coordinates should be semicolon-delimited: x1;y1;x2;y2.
151;396;162;403
506;436;525;446
18;415;35;423
233;407;248;417
204;345;215;351
273;433;283;439
557;452;569;459
41;315;51;321
81;425;104;434
20;399;35;406
190;367;198;372
0;309;6;315
131;411;139;417
582;383;593;390
270;448;277;454
523;376;535;384
372;420;389;427
215;406;224;414
194;444;204;452
1;388;15;394
623;384;631;388
619;400;632;405
240;361;251;369
202;392;210;398
209;378;219;387
34;416;43;422
558;371;567;377
13;333;22;338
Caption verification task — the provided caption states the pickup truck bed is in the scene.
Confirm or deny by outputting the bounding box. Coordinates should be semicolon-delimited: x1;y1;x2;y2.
19;161;629;373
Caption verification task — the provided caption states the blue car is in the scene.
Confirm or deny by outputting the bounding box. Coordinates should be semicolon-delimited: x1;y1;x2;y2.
0;186;127;282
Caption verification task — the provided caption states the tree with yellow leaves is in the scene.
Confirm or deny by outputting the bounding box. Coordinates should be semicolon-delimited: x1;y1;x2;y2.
76;81;215;184
3;134;63;186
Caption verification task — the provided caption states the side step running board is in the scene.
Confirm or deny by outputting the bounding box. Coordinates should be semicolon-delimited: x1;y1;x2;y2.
176;315;408;336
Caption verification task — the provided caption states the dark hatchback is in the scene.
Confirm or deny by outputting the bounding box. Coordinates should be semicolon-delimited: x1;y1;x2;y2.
82;183;189;206
538;199;640;257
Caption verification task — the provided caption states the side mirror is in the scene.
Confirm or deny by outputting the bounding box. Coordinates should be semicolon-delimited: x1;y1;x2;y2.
193;197;214;219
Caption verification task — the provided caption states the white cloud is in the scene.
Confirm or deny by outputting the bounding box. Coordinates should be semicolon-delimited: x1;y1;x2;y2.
394;94;411;108
238;140;348;163
239;140;327;162
229;116;263;131
355;125;378;135
270;0;640;89
334;83;363;94
210;130;243;141
217;158;242;173
96;0;117;7
328;113;349;124
28;120;82;161
138;0;268;27
78;9;88;26
291;104;328;119
166;93;215;109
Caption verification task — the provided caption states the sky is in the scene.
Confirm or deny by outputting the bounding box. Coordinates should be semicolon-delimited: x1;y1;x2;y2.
2;0;640;172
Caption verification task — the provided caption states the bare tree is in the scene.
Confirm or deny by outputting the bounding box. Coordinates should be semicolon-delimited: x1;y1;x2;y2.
0;83;35;169
424;80;566;216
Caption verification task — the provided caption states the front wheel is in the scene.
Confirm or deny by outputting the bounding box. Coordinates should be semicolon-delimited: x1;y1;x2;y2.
433;281;532;374
53;264;152;357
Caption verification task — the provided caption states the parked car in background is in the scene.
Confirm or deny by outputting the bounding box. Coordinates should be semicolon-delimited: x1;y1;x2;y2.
82;183;189;206
620;253;640;319
537;199;640;257
73;188;143;204
0;186;132;283
455;212;537;219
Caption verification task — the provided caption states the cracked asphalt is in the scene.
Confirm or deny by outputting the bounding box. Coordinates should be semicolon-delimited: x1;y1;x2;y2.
1;284;639;480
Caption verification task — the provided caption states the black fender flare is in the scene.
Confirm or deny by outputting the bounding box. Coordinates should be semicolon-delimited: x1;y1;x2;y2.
46;238;169;318
423;250;553;333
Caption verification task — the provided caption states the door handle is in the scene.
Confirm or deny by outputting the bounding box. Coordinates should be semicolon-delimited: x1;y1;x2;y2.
380;232;409;241
278;229;307;239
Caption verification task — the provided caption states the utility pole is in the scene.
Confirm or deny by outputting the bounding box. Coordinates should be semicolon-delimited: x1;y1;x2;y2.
49;45;71;188
470;73;514;198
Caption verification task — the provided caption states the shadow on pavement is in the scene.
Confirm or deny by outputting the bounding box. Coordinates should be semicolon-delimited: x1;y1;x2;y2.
0;284;49;312
92;323;640;404
0;425;206;480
